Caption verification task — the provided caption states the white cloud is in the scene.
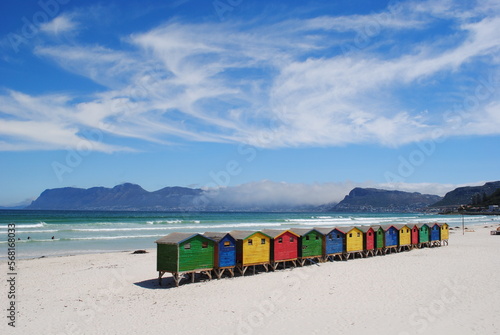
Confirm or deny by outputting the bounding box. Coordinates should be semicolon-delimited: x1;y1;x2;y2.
1;0;500;152
40;14;79;35
201;180;468;208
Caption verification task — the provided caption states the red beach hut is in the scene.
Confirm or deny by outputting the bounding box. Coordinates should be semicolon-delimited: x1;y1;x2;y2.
262;229;300;270
410;224;419;248
358;226;375;257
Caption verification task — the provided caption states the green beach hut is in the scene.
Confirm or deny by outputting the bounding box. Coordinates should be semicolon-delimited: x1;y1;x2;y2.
290;228;324;265
155;232;215;286
373;225;385;255
417;223;431;248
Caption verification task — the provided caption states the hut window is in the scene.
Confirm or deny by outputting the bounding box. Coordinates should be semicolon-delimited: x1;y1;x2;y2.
248;239;253;245
261;239;266;244
368;232;372;236
349;233;352;238
290;237;294;242
357;233;360;237
378;231;381;235
202;241;208;248
407;229;409;233
224;241;231;246
184;243;191;249
278;237;283;243
306;235;310;241
315;236;319;240
336;234;340;239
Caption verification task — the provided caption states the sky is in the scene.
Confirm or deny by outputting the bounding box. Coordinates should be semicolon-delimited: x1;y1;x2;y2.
0;0;499;207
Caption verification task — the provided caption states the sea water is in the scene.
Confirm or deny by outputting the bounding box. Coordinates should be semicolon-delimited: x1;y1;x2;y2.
0;210;497;260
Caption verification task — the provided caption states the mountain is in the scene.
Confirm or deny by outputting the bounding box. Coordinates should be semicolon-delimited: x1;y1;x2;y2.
431;181;500;207
27;183;204;211
330;187;442;213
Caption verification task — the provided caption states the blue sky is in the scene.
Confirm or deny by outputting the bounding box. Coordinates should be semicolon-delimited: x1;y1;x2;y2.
0;0;499;206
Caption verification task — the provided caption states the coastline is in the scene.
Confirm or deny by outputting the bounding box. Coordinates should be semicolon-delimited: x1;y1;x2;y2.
2;223;499;334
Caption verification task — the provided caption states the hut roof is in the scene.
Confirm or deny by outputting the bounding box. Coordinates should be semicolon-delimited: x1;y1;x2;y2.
229;230;271;240
314;227;337;235
155;232;213;245
335;226;362;234
357;225;375;233
393;223;410;229
261;229;299;239
203;232;234;242
289;228;323;236
380;224;399;231
416;223;430;228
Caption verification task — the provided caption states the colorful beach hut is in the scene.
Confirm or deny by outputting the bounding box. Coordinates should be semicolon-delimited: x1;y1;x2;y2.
409;224;420;249
342;226;364;259
230;230;271;275
373;225;385;255
203;232;236;279
381;225;399;254
430;223;441;246
417;223;431;248
316;227;346;261
440;223;449;246
155;232;215;286
396;224;412;251
290;228;324;265
358;226;375;257
262;229;300;270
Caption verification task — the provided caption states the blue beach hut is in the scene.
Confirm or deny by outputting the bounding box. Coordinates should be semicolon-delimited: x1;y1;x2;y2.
316;227;346;261
203;232;236;278
430;223;441;246
381;225;399;254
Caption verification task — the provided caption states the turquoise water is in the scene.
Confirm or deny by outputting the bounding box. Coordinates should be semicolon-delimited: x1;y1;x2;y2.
0;210;497;259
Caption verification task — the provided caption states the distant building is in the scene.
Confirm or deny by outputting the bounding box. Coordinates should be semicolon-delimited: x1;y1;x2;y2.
488;205;499;212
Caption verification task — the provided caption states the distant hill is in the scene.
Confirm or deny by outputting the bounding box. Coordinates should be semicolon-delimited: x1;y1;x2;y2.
431;181;500;207
330;187;442;213
26;183;204;211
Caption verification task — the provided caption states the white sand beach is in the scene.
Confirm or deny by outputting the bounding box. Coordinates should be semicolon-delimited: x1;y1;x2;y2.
2;224;500;335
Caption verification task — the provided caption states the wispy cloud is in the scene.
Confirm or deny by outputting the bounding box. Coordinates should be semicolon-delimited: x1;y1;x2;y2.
1;0;499;152
40;14;79;36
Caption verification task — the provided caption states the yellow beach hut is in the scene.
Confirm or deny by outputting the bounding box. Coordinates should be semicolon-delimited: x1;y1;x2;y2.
396;224;412;251
230;230;271;275
340;226;364;259
440;223;449;245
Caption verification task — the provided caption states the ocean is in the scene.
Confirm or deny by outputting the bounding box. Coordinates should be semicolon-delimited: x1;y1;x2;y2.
1;210;497;260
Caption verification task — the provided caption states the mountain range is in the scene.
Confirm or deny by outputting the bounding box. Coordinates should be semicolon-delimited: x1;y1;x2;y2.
331;188;442;213
26;182;500;212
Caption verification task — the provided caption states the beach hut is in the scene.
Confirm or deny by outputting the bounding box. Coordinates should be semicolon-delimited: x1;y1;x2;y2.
262;229;300;270
440;223;449;246
230;230;271;275
342;226;364;259
409;224;420;249
381;225;399;254
396;224;412;251
430;223;441;246
417;223;431;248
155;232;215;286
358;226;375;257
316;227;346;261
373;225;385;255
203;232;236;279
290;228;324;265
